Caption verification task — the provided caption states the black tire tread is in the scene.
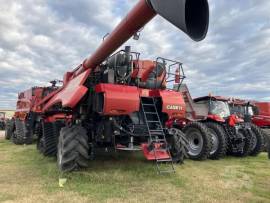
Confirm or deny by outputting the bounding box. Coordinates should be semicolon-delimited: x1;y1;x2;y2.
12;119;33;145
57;125;89;172
205;122;227;160
250;124;264;156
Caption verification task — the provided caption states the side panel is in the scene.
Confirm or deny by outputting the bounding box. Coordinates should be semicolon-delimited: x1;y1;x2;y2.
256;102;270;116
43;70;91;111
158;90;186;119
252;115;270;127
95;84;140;116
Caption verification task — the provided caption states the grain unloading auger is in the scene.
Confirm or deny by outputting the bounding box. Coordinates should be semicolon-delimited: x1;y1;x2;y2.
29;0;210;173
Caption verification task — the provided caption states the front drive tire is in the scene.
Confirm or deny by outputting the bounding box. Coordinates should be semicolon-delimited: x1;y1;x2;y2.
205;122;227;160
183;122;212;160
57;124;89;172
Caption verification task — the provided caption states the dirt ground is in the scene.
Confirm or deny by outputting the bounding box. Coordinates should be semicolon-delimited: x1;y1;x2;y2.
0;130;4;139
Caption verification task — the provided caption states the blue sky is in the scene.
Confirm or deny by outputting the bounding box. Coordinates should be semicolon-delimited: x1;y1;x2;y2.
0;0;270;109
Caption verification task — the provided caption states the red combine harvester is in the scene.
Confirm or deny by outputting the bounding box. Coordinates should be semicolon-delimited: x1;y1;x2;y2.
27;0;210;173
5;81;61;144
178;84;254;159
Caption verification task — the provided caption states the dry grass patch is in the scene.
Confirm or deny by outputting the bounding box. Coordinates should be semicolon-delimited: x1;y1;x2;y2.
0;135;270;203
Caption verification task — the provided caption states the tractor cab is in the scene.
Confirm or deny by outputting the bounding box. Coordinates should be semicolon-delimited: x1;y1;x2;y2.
194;96;231;122
228;99;258;122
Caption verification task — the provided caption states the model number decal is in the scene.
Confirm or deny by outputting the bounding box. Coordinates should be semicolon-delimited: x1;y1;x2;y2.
166;105;182;110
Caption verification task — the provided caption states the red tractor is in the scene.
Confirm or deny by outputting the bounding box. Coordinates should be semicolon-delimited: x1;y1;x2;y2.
0;112;6;130
5;81;61;144
22;0;210;173
230;99;270;155
228;99;265;156
178;84;255;159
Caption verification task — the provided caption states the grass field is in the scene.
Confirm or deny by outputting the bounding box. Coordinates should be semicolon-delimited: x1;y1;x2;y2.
0;132;270;203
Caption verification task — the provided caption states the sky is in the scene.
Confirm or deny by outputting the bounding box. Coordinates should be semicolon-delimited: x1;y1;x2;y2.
0;0;270;110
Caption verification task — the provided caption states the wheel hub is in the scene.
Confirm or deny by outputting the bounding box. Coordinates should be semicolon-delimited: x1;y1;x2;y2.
187;129;203;156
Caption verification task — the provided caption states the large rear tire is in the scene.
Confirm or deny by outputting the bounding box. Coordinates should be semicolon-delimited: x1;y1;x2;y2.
183;122;212;160
57;124;89;172
205;122;227;160
249;124;264;156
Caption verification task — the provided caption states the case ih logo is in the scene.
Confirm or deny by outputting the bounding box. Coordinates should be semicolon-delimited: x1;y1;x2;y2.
166;105;182;111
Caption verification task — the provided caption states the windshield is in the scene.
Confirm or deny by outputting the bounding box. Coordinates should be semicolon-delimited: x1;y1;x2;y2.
230;105;244;117
210;101;230;118
247;106;254;116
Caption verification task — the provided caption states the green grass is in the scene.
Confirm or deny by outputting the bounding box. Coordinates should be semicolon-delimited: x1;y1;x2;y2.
0;138;270;203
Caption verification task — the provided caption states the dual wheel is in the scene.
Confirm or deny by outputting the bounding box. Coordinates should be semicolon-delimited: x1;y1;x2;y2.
183;122;227;160
185;121;264;159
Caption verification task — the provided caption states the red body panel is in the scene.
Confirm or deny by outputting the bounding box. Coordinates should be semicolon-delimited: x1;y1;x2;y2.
15;87;46;120
43;70;91;111
95;84;140;116
158;90;186;119
252;102;270;127
95;83;185;118
252;115;270;127
255;102;270;116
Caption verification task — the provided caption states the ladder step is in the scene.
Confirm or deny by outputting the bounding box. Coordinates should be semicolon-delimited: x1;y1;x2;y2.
147;121;160;123
157;158;173;162
142;104;155;106
145;112;158;114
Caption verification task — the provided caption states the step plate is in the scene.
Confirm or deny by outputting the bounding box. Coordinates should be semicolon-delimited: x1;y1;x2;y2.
141;143;170;160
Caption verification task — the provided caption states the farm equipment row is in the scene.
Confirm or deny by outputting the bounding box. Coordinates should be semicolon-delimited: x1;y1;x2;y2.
3;0;269;174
